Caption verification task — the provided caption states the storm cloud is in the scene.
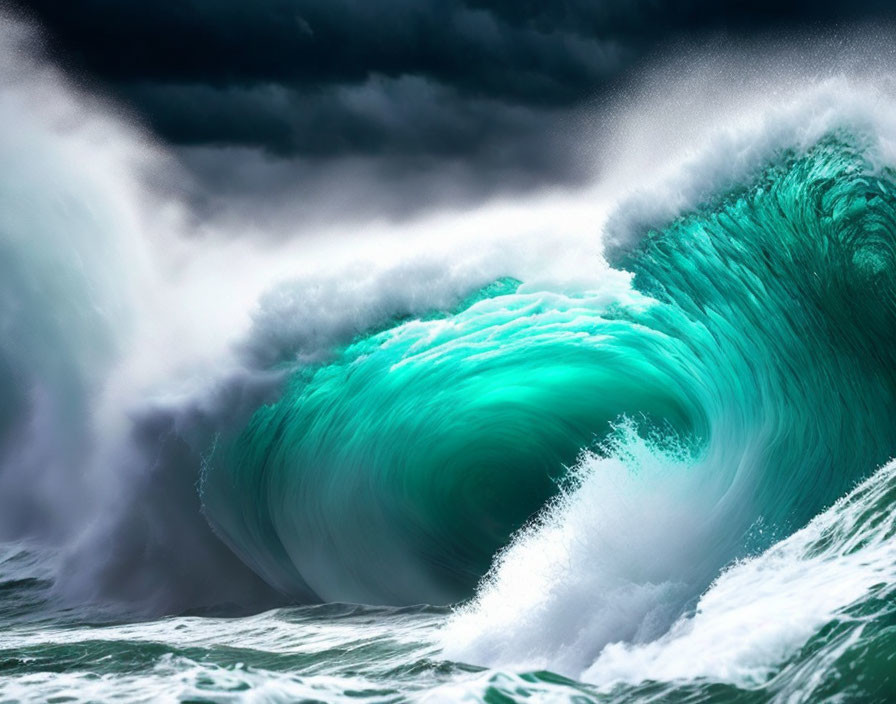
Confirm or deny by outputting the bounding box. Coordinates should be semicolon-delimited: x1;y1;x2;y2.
11;0;896;223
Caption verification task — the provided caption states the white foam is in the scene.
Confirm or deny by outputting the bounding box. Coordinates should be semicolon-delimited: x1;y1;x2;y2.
444;441;896;695
440;429;714;676
585;459;896;691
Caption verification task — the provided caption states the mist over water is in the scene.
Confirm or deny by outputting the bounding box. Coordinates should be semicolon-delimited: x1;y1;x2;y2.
3;13;896;702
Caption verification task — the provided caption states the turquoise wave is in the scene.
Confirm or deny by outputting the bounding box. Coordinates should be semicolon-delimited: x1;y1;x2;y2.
201;134;896;605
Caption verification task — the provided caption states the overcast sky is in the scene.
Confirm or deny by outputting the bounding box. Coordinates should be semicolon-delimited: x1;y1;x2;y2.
12;1;896;227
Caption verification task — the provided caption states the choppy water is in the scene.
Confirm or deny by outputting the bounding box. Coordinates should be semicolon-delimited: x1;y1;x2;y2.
4;458;896;701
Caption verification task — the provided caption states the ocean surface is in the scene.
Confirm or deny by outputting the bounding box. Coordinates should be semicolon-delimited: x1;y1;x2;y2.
3;17;896;703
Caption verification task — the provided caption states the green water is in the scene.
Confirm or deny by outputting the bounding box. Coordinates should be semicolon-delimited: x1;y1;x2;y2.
203;136;896;613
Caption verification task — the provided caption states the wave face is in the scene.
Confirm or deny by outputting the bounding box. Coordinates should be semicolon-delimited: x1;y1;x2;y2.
202;133;896;614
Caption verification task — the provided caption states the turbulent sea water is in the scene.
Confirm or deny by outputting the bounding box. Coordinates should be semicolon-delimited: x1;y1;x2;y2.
4;18;896;704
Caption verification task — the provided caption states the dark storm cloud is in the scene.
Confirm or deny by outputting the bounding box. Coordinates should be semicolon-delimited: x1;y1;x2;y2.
22;0;893;158
126;72;585;229
122;75;572;159
17;1;629;103
12;0;896;223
